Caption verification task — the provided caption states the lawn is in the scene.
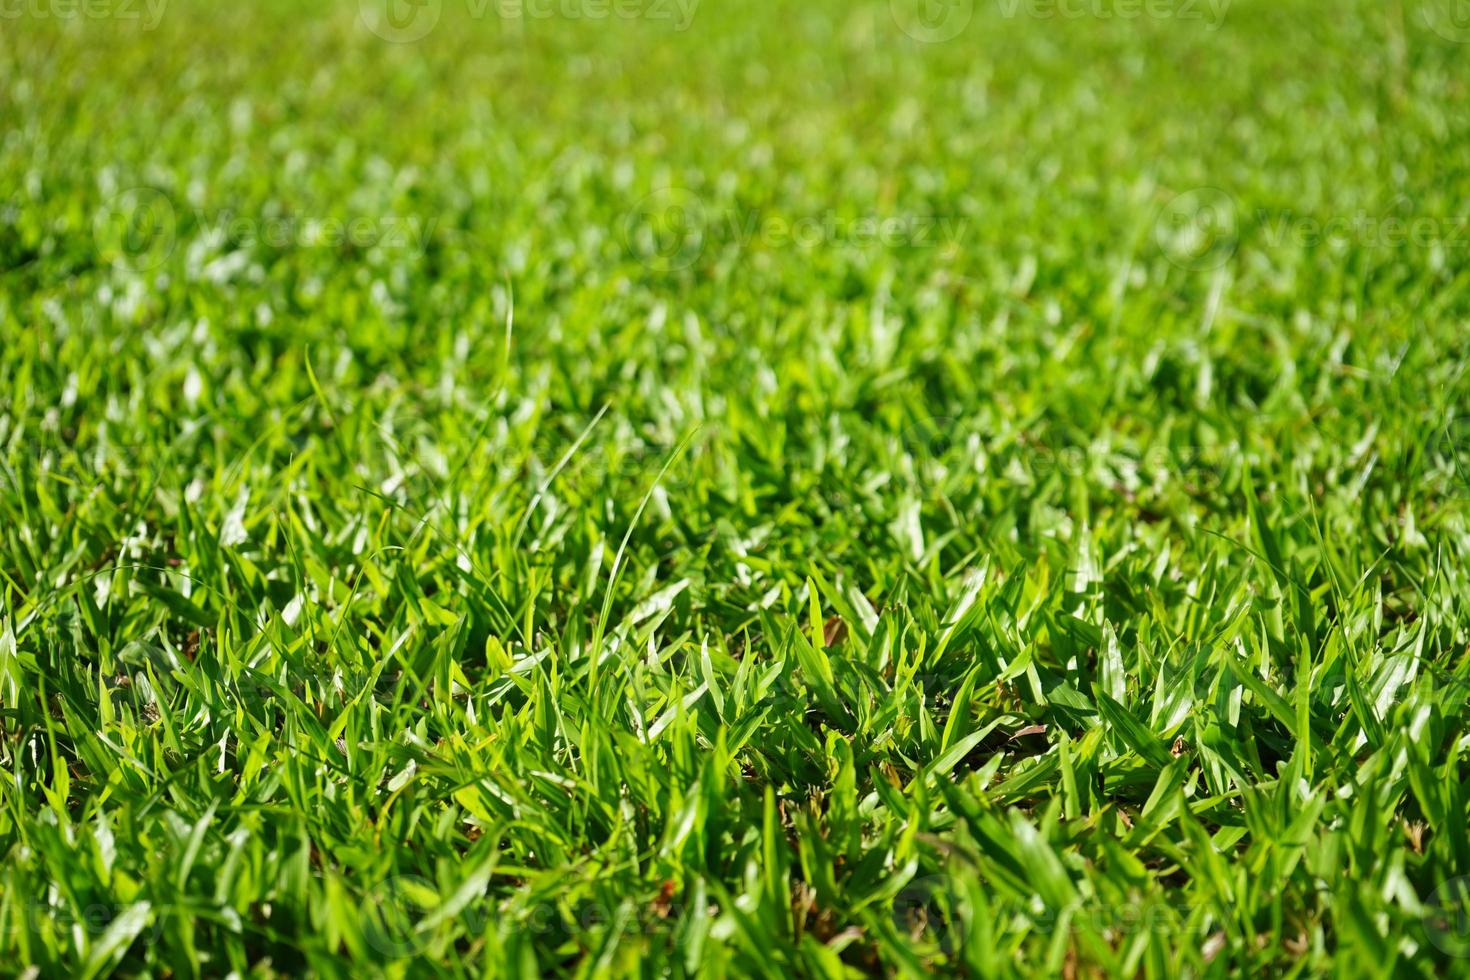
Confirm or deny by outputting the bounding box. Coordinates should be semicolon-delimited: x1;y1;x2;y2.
2;0;1470;975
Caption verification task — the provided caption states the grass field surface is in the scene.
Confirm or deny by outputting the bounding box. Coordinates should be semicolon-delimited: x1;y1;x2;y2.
3;0;1470;975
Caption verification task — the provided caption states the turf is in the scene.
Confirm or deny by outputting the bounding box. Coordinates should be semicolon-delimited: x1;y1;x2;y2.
3;0;1470;976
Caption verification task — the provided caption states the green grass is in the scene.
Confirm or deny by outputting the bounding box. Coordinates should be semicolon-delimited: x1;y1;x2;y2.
3;0;1470;975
